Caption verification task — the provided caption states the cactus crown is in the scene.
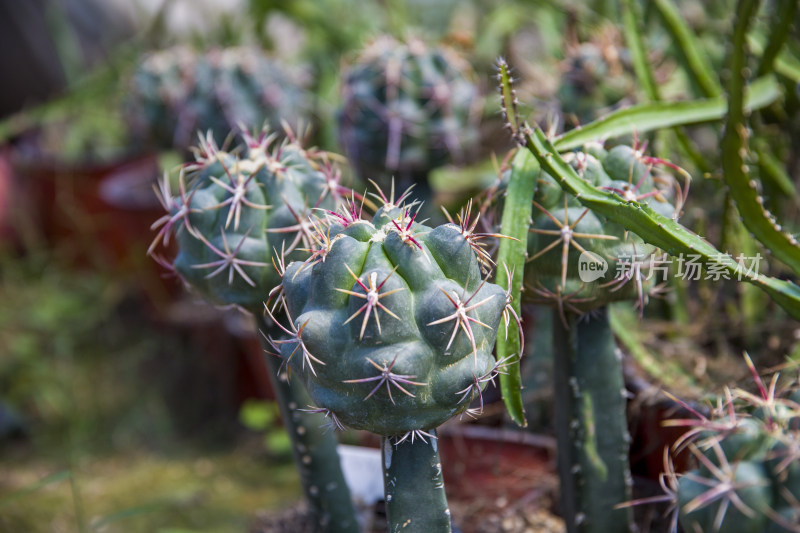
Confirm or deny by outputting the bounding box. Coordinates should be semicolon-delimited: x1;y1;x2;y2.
275;188;509;437
127;46;309;150
338;35;480;184
150;126;337;311
524;141;686;322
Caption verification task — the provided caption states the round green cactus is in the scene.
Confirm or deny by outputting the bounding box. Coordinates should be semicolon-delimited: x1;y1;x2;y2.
664;357;800;533
276;196;507;437
151;127;337;311
524;143;685;317
127;46;309;150
557;29;636;126
338;35;480;189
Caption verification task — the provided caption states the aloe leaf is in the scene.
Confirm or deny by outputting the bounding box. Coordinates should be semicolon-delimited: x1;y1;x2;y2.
652;0;722;97
721;0;800;277
553;76;780;151
495;149;538;428
523;125;800;320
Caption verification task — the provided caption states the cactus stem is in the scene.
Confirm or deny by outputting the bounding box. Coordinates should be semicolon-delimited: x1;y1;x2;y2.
299;405;348;433
343;355;427;404
530;282;594;329
427;278;496;362
190;226;270;286
336;265;405;339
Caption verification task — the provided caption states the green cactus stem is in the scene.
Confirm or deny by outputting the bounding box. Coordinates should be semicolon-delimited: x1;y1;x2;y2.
553;308;633;533
382;431;452;533
257;316;359;533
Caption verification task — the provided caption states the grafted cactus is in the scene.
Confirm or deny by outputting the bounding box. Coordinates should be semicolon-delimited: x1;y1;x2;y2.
149;127;359;533
338;35;480;194
521;141;684;533
662;356;800;533
276;191;509;532
127;46;309;150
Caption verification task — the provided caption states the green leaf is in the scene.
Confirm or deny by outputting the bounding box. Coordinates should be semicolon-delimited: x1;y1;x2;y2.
495;149;538;428
721;0;800;277
652;0;722;97
552;76;781;151
621;0;660;101
524;125;800;320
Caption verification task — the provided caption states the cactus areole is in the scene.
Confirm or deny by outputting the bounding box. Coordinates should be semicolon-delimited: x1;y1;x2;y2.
278;204;506;436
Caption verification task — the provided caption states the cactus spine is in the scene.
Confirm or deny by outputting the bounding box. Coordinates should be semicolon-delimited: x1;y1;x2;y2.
277;189;509;532
150;128;358;532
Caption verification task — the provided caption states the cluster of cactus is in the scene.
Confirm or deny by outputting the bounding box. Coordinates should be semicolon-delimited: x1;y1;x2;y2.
338;35;481;191
274;186;512;531
557;28;636;126
663;356;800;533
127;46;309;150
149;127;359;532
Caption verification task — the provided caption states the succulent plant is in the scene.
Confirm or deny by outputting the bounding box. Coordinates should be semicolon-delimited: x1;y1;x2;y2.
557;28;636;127
127;46;309;151
520;141;685;533
661;356;800;533
149;127;359;533
274;188;511;532
338;35;481;193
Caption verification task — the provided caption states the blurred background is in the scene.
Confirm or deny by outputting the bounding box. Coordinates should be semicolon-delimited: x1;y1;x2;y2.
1;0;798;532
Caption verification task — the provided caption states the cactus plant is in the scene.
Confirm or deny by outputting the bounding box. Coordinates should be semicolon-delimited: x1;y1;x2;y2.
274;187;510;532
557;27;636;127
338;35;480;197
149;127;359;532
127;46;309;151
522;142;684;533
649;355;800;532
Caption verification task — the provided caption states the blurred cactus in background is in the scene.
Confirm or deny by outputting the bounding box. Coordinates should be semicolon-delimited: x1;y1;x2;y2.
126;46;309;151
557;27;635;127
338;35;481;194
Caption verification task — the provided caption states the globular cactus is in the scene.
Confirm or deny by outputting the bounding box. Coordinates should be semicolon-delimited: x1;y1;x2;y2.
521;142;685;533
557;27;636;127
278;196;506;436
525;141;684;322
275;189;510;532
127;46;309;150
149;127;359;533
664;356;800;533
338;35;481;193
